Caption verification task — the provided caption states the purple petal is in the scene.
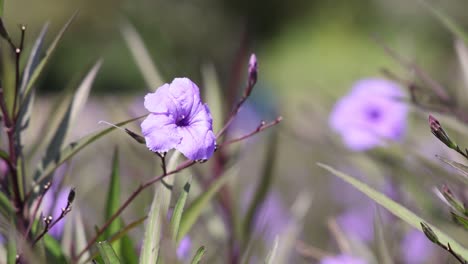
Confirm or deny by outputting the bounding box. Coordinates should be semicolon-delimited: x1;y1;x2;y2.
320;254;368;264
141;114;182;153
177;236;192;260
176;125;215;160
144;83;174;114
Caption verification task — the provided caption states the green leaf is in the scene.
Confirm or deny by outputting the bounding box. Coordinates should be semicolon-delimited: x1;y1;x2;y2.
120;233;138;264
452;213;468;230
97;241;121;264
1;39;16;116
170;179;191;241
19;23;48;99
33;60;102;185
104;148;123;256
177;165;238;241
32;114;146;195
202;64;223;133
436;155;468;184
22;12;78;102
318;163;468;259
0;189;13;217
121;21;163;90
7;221;16;264
139;182;169;264
43;235;67;263
419;0;468;43
190;246;206;264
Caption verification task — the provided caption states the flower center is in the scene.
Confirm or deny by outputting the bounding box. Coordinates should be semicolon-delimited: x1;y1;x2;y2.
366;107;381;121
176;115;190;127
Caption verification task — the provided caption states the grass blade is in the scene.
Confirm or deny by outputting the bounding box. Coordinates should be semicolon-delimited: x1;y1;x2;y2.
22;12;78;102
97;241;121;264
31;114;145;194
170;179;191;241
104;148;123;255
318;163;468;259
177;165;238;242
121;21;163;89
33;60;102;185
202;64;223;133
139;182;167;264
190;246;206;264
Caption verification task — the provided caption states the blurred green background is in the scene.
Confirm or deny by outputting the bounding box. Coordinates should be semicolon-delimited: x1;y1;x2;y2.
3;0;468;262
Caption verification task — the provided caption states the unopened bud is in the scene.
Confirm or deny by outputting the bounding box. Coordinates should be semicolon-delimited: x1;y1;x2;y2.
245;54;258;97
440;185;465;214
67;188;76;204
125;128;146;144
421;222;439;244
429;115;457;149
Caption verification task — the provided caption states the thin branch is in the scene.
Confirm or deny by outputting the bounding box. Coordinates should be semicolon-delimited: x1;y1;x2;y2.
25;181;51;238
73;118;281;262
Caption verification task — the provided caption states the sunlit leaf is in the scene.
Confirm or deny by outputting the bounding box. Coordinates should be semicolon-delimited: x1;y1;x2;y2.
97;241;121;264
318;163;468;259
32;115;145;195
139;182;167;264
22;12;78;102
121;21;163;90
177;165;238;242
190;246;206;264
202;64;223;133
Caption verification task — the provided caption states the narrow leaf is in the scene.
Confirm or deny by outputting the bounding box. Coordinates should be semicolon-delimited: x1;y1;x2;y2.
104;148;123;256
22;12;78;102
190;246;206;264
452;213;468;230
7;221;16;264
436;155;468;184
318;163;468;259
121;22;163;89
177;165;238;241
97;241;121;264
32;115;146;195
170;179;191;240
139;182;167;264
43;235;67;263
1;39;15;115
120;234;138;264
33;60;102;185
202;64;223;133
420;0;468;43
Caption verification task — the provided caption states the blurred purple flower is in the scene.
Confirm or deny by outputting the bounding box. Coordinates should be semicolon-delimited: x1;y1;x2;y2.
320;254;368;264
141;78;216;160
401;229;434;264
337;205;374;242
329;78;408;151
177;236;192;261
251;192;291;243
41;187;70;239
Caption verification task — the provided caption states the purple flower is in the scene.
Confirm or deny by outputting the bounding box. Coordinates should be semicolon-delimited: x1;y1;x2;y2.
177;236;192;261
320;254;368;264
337;205;375;242
141;78;216;160
41;188;70;239
329;78;408;151
401;229;434;264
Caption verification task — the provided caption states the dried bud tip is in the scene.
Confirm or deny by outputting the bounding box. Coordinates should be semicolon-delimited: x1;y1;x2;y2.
428;115;457;149
420;222;439;243
67;188;76;204
244;53;258;97
249;54;257;73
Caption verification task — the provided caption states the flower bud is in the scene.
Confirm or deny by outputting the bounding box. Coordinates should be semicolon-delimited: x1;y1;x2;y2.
440;185;465;214
420;222;439;244
125;128;146;144
245;54;257;97
429;115;457;149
